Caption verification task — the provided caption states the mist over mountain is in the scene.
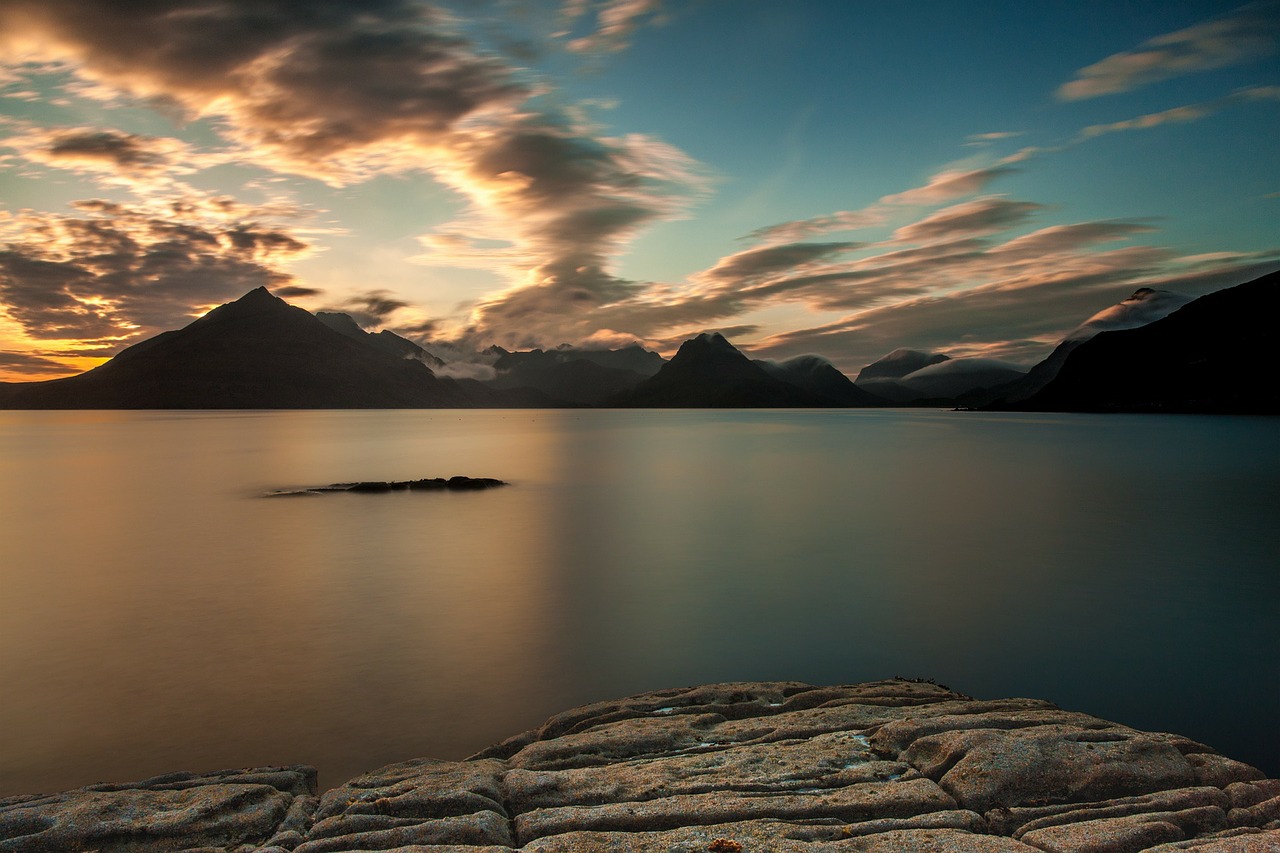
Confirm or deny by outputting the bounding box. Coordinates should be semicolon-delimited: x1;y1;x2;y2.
853;349;1023;404
316;312;445;368
756;355;883;407
1008;270;1280;414
856;348;951;382
993;287;1193;404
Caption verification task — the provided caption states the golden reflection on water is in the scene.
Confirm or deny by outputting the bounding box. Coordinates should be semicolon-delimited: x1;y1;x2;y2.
1;409;1278;795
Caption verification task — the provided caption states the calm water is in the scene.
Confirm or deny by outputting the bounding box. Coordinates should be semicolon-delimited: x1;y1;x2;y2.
0;409;1277;796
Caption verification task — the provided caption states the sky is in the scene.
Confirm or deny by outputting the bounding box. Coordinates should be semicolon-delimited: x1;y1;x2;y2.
0;0;1277;381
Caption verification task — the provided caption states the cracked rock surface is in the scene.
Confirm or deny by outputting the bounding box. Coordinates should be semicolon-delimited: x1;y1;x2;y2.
2;680;1277;852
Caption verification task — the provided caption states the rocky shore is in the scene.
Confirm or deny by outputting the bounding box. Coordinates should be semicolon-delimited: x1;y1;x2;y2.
2;679;1277;852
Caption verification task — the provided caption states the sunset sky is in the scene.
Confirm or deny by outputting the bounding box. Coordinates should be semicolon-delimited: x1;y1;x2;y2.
1;0;1277;381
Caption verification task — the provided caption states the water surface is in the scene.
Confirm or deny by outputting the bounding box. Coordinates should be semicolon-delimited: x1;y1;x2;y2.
1;409;1277;795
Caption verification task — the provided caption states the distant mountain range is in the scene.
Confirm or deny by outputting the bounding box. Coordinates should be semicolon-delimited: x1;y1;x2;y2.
1;270;1275;412
612;332;882;407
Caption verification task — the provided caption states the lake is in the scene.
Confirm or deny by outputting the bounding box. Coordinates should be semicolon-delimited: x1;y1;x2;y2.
0;408;1277;797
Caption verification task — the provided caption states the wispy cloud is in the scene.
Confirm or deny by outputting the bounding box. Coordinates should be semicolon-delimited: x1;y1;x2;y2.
880;166;1019;206
1076;85;1280;139
743;165;1019;246
1058;3;1280;100
0;349;79;377
891;197;1044;242
965;131;1024;146
562;0;664;53
744;210;887;245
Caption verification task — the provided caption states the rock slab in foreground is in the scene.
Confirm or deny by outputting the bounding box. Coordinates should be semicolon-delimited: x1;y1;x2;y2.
2;679;1278;852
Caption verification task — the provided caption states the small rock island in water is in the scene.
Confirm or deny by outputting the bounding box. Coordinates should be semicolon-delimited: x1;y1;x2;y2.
1;679;1276;852
265;476;508;496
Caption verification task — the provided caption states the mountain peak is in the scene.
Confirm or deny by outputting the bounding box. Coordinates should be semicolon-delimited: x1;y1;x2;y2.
190;286;293;327
692;331;731;345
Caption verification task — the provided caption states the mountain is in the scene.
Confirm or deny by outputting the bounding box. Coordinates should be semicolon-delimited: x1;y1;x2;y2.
487;345;663;405
613;332;834;407
894;357;1026;400
0;288;472;408
853;349;1022;404
994;287;1192;403
854;349;953;402
856;348;950;382
315;312;445;368
1014;269;1280;413
756;355;883;406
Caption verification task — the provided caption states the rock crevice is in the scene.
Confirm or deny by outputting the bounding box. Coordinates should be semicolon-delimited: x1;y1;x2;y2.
2;680;1276;852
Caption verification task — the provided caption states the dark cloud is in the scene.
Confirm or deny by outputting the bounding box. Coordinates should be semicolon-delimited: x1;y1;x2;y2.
46;130;169;171
0;0;528;179
0;203;307;344
0;350;77;376
321;289;411;328
0;0;706;349
701;242;861;285
274;284;323;299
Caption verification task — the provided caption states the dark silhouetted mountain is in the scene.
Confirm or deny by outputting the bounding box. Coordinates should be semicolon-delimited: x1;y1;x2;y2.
316;311;445;367
484;345;665;405
994;287;1192;404
612;332;827;407
0;288;473;408
755;355;883;406
538;344;665;376
1013;270;1280;414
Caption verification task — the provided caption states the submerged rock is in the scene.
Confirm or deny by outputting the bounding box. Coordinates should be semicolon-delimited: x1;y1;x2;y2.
2;680;1277;852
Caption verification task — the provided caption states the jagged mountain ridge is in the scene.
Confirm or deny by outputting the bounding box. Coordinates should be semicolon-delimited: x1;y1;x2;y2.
0;287;472;408
613;333;876;408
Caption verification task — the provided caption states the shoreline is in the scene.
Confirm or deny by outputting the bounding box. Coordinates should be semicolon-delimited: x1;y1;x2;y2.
2;678;1277;852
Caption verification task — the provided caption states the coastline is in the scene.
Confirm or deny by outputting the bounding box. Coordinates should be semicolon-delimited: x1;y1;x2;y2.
2;679;1277;852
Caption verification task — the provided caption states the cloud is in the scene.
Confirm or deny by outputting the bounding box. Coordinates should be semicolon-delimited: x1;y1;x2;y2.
892;197;1044;242
699;241;862;285
564;0;664;53
274;284;323;299
1076;85;1280;139
750;248;1280;373
1057;3;1280;100
9;127;189;174
0;200;310;344
0;0;709;351
0;1;527;182
744;210;887;245
0;349;78;376
880;166;1019;206
742;165;1018;246
322;289;410;328
965;131;1024;145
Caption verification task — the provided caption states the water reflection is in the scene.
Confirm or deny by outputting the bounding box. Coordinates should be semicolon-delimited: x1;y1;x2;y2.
0;409;1277;796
